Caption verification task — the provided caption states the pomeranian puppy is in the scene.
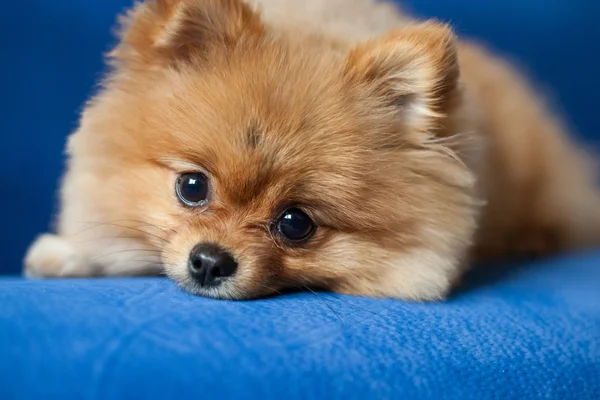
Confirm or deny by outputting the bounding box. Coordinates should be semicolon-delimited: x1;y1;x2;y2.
24;0;600;300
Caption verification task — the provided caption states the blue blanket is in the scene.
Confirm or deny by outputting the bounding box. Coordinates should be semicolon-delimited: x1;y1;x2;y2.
1;252;599;399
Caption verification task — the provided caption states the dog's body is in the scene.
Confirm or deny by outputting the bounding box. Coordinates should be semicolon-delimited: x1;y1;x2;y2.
25;0;600;300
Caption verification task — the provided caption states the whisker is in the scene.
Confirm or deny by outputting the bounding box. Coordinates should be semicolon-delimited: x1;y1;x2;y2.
301;285;345;326
70;234;146;244
327;296;381;319
91;248;163;263
104;219;177;235
254;281;283;296
97;222;170;244
282;277;382;323
64;221;117;238
68;221;172;244
127;260;171;276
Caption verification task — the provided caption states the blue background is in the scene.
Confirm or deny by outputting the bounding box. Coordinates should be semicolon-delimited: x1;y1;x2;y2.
1;0;599;273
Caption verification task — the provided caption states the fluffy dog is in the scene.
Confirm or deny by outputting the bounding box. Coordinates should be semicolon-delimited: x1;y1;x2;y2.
25;0;600;300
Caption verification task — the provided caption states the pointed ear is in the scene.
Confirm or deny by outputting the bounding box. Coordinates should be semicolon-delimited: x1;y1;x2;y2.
112;0;264;66
344;21;460;133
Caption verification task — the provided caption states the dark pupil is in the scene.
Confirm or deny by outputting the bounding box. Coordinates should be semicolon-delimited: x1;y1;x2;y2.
178;173;208;204
277;208;314;241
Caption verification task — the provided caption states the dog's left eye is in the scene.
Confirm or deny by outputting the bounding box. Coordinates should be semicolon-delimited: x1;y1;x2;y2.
276;208;316;243
176;172;209;207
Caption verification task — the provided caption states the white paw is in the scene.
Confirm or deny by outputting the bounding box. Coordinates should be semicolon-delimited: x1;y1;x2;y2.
24;234;85;278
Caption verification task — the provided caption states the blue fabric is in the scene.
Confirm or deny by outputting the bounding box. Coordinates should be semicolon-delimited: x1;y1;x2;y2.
1;252;600;399
2;1;600;399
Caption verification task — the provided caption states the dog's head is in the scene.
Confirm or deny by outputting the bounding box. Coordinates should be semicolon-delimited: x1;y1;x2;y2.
72;0;478;300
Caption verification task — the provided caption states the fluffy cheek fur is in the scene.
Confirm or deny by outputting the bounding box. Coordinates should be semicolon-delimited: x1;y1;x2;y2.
306;230;471;301
281;173;479;300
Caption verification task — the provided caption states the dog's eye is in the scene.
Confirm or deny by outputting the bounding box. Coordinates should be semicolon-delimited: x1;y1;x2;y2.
276;208;315;243
176;172;209;207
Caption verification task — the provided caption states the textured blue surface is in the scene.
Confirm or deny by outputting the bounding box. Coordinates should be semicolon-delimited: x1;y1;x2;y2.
1;252;600;399
1;1;600;399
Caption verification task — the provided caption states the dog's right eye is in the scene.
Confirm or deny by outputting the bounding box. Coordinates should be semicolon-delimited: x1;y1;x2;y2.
176;173;209;207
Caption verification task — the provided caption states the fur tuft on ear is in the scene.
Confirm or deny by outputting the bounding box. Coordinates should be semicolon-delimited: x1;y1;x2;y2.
344;21;460;133
111;0;264;66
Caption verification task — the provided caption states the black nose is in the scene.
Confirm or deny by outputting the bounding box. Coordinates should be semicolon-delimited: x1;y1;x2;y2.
188;243;238;287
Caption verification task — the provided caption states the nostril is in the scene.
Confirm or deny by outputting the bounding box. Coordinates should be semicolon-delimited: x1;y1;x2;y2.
211;266;223;278
189;257;203;273
188;255;208;286
188;243;238;286
210;253;237;279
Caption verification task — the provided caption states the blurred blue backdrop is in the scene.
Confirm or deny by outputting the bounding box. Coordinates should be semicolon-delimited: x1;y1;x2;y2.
1;0;599;274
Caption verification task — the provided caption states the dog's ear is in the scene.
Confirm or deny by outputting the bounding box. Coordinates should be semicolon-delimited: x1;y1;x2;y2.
344;21;459;134
111;0;263;66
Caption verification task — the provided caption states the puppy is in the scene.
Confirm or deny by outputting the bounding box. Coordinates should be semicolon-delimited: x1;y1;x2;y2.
24;0;600;300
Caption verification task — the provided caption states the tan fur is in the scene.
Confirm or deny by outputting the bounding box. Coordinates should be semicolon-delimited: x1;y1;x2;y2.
24;0;600;300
